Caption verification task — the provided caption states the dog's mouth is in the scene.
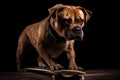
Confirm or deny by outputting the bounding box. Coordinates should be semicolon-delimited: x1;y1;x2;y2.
70;32;83;41
68;27;84;41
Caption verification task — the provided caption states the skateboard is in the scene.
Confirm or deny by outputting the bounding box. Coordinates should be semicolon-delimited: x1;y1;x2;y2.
24;67;86;80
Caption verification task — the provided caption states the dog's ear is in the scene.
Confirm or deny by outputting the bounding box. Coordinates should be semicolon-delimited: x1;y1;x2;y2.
82;8;92;22
48;4;63;14
48;4;64;18
76;6;92;22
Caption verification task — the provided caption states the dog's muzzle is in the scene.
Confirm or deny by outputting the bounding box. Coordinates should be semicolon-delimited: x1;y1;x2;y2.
70;26;84;40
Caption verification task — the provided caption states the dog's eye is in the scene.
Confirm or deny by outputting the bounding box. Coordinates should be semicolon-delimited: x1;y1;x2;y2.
64;19;71;25
75;18;84;23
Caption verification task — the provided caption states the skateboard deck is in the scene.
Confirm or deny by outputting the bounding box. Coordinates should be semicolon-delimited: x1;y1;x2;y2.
54;70;86;77
24;67;55;75
24;67;86;80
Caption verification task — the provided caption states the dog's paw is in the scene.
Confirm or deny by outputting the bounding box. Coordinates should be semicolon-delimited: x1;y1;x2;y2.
17;68;26;72
69;65;84;71
55;64;64;70
50;64;63;70
47;61;63;70
38;63;48;69
78;67;84;71
69;64;79;70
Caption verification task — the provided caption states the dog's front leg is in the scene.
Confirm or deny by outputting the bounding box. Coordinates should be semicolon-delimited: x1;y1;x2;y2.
66;40;79;70
67;40;83;70
36;43;62;70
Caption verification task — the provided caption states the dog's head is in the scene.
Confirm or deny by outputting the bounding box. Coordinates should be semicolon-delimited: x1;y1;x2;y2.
48;4;92;40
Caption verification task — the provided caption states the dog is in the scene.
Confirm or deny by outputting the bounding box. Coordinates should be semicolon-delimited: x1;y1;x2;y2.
16;4;92;72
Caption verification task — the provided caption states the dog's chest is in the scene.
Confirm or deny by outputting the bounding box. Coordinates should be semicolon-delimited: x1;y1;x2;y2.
43;41;66;58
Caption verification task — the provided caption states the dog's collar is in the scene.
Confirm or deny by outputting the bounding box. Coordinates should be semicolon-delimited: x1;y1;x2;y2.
47;16;66;42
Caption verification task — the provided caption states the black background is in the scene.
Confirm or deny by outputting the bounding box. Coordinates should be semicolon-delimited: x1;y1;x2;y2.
0;0;120;72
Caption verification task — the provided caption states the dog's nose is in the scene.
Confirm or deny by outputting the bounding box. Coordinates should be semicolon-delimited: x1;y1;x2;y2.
71;26;81;32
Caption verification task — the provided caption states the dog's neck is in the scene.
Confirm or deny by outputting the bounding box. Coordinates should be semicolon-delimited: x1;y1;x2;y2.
47;16;66;43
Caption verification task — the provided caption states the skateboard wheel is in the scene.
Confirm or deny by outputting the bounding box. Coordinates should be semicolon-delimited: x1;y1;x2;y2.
81;76;85;80
50;75;55;80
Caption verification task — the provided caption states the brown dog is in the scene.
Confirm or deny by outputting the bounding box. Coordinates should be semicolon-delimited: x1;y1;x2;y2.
16;4;92;72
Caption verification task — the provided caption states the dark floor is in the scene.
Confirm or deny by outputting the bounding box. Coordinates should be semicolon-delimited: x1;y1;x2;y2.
0;69;120;80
